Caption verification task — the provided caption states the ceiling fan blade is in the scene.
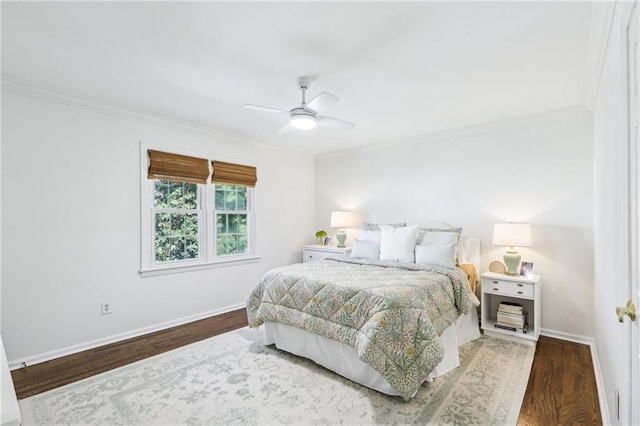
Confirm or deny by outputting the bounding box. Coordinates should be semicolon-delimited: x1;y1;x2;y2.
244;104;289;114
317;116;355;131
278;123;296;134
306;92;339;114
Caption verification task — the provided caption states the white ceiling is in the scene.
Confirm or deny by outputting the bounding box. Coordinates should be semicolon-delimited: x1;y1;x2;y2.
1;1;593;154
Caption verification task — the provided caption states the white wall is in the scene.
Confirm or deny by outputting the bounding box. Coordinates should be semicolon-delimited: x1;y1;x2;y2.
591;2;633;424
0;90;315;365
316;107;593;337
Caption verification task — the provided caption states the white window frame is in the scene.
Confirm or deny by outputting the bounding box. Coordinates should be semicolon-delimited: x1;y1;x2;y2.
140;143;259;277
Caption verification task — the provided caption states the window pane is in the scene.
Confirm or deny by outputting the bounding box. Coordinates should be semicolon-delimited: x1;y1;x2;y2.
229;235;240;254
183;184;198;209
224;190;237;210
153;181;169;208
215;188;225;210
216;213;226;233
228;214;239;233
238;235;248;253
216;234;227;256
238;214;247;233
212;184;251;258
155;213;170;236
168;182;183;208
237;189;247;210
155;237;170;261
155;212;199;262
186;237;198;259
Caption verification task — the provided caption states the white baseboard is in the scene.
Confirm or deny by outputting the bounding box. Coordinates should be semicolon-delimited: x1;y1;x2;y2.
9;303;246;370
540;327;593;345
588;339;611;425
540;328;610;425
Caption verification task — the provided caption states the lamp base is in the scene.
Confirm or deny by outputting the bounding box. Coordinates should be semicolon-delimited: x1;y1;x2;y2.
503;249;521;276
336;230;347;248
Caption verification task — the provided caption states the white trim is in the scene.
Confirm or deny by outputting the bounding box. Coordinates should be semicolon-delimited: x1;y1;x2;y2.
139;255;261;277
0;76;311;160
8;304;247;370
590;338;613;426
317;105;589;160
539;327;594;345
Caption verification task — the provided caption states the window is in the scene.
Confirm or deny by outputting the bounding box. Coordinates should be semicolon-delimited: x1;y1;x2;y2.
215;184;249;256
153;180;201;262
141;147;258;276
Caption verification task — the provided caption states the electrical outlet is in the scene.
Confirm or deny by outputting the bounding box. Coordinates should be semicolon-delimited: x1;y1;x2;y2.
101;302;112;315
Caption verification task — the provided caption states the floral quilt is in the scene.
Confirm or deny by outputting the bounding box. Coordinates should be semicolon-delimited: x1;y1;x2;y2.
246;257;479;400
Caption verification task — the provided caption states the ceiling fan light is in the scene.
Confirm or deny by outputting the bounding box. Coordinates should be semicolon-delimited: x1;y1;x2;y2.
290;114;317;130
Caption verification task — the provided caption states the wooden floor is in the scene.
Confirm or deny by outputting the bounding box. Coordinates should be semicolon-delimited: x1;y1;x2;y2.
518;336;602;425
11;310;601;425
11;309;248;399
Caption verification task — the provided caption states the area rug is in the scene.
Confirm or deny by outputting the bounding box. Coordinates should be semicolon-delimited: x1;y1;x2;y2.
20;327;535;425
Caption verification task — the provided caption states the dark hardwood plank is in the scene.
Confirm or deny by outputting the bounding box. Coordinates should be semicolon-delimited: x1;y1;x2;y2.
518;336;602;425
11;308;248;399
11;313;602;426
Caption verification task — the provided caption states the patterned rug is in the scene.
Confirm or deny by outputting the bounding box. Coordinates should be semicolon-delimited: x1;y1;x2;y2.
20;327;535;425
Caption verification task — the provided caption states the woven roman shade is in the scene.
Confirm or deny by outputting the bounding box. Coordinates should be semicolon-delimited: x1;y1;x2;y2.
148;150;209;184
211;161;257;187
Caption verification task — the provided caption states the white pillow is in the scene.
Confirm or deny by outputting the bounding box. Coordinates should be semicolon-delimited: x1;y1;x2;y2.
359;222;406;244
358;229;382;244
350;239;380;259
415;242;456;269
379;225;419;263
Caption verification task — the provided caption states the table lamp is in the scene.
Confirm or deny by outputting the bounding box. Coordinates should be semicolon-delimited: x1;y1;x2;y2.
330;211;353;248
492;223;532;276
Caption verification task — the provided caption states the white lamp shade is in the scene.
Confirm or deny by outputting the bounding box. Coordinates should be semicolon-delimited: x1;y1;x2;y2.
492;223;532;247
330;211;353;228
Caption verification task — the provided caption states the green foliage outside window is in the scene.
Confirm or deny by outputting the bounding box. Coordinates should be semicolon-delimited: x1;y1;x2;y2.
152;181;250;262
215;184;249;256
153;180;199;262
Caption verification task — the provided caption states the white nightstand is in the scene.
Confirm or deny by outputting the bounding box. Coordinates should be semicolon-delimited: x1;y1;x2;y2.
303;245;351;263
481;271;541;345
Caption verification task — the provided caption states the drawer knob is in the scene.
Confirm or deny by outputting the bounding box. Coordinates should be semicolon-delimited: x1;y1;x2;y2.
517;291;523;294
492;280;498;284
517;283;523;287
493;288;499;291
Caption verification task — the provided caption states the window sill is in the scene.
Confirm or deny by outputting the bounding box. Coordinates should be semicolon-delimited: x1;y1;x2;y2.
140;255;261;278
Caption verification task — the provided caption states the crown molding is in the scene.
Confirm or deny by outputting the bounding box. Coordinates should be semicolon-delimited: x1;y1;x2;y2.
1;76;313;158
317;105;590;160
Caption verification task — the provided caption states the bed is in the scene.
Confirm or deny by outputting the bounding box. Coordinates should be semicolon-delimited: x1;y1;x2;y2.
246;223;481;400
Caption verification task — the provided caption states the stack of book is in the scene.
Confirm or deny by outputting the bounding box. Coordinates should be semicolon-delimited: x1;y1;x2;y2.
494;301;528;333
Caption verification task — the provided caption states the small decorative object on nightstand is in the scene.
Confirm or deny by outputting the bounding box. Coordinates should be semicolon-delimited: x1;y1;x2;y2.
303;245;351;263
481;271;541;345
315;230;327;244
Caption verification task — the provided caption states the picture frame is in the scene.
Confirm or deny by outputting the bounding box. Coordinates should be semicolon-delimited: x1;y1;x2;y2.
520;261;534;279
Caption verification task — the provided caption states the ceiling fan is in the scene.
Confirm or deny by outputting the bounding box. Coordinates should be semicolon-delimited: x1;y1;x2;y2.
244;77;355;133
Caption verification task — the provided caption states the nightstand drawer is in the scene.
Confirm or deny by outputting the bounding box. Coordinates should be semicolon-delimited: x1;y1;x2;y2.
484;278;534;298
303;246;351;263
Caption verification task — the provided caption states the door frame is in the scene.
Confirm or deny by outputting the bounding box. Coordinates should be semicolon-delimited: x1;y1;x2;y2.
626;2;640;425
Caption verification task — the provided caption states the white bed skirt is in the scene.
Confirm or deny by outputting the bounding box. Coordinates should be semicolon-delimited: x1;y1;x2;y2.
263;308;480;397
